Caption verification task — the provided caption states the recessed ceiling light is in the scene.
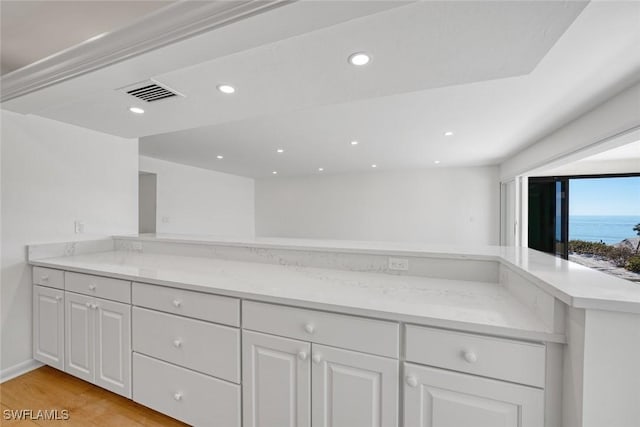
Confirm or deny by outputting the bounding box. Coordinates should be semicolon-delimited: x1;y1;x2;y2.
350;140;359;146
217;84;235;94
371;164;377;168
318;167;324;172
277;149;284;153
444;131;454;136
216;155;224;159
272;171;278;175
434;160;441;164
348;52;371;66
129;107;144;114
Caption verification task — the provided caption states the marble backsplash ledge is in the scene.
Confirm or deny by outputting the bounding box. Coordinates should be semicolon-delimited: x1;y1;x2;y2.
113;237;500;283
28;238;115;262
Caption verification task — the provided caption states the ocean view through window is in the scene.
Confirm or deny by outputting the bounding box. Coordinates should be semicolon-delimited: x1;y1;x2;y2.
568;176;640;283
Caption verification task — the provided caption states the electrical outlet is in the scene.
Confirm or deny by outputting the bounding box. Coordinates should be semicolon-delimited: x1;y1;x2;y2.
74;220;85;234
388;257;409;271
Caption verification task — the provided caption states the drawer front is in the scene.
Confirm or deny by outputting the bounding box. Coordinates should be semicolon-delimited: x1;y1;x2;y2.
133;353;240;427
405;325;545;387
133;307;239;383
132;282;239;327
33;267;64;289
243;301;399;358
65;272;131;303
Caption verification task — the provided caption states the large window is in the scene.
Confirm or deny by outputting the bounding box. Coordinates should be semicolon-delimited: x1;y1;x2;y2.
529;174;640;282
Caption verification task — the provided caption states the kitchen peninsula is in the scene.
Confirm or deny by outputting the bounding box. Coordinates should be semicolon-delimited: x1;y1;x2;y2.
27;234;640;427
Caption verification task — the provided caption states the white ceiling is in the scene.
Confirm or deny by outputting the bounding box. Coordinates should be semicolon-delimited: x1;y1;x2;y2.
0;1;173;75
2;1;640;178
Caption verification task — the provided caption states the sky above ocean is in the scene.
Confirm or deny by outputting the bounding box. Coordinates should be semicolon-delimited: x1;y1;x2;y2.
570;176;640;216
568;177;639;244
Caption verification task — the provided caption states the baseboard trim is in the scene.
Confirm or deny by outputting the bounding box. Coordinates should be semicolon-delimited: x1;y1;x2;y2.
0;359;43;383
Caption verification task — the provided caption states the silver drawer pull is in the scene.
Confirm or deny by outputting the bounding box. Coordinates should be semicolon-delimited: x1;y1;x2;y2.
297;351;308;361
89;284;97;291
55;296;62;302
172;299;182;308
462;350;478;364
304;323;315;334
173;392;183;401
85;302;91;308
41;275;49;281
173;339;182;348
312;353;322;364
405;376;418;387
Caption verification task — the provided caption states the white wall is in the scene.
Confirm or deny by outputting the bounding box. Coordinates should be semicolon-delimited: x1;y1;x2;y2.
0;110;138;376
255;167;499;245
500;81;640;180
139;156;255;237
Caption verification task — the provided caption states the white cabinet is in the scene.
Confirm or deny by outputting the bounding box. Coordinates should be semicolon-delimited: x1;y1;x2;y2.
133;353;240;427
31;267;551;427
65;291;131;397
133;307;240;383
65;291;94;382
403;363;544;427
33;285;64;369
243;330;311;427
242;328;398;427
94;297;132;396
312;344;399;427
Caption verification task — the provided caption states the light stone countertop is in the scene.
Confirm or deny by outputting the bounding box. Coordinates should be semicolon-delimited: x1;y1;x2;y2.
31;249;565;343
114;234;640;314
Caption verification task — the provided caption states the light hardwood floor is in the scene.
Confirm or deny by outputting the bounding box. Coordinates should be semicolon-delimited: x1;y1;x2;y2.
0;366;187;426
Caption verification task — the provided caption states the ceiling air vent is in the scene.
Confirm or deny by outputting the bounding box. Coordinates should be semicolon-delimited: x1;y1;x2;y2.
120;80;183;103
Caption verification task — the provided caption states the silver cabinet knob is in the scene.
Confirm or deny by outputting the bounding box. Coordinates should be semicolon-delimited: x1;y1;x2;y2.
304;323;315;334
312;353;322;364
55;296;62;301
85;302;91;308
172;299;182;308
173;392;183;401
88;284;97;291
41;275;49;281
463;350;478;364
298;351;308;361
173;339;182;348
406;376;418;387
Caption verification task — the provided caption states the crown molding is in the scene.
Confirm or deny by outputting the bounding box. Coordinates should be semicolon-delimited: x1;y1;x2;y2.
0;0;291;102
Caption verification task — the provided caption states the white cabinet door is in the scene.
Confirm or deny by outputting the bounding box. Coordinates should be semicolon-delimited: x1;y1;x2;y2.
33;285;64;369
403;363;544;427
312;344;399;427
242;330;311;427
65;292;94;382
94;298;131;398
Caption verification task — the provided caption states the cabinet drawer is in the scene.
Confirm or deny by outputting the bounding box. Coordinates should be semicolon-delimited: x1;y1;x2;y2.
243;301;399;358
133;307;239;383
132;282;239;327
405;325;545;387
65;272;130;303
33;267;64;289
133;353;240;427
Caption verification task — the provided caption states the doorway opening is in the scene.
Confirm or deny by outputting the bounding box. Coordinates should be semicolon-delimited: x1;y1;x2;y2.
139;172;157;234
